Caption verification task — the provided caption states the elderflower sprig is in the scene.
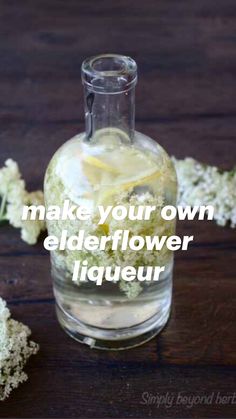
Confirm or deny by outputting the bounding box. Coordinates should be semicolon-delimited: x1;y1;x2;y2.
0;297;39;401
0;159;46;244
172;157;236;228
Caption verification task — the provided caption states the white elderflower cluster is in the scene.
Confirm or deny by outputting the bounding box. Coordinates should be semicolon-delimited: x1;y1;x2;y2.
119;279;143;299
173;157;236;228
0;159;46;244
0;297;39;401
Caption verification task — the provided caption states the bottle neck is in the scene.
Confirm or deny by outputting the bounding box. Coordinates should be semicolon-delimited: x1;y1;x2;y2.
81;54;137;142
84;85;135;141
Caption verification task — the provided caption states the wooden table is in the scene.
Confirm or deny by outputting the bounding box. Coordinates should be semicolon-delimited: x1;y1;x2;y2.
1;1;236;417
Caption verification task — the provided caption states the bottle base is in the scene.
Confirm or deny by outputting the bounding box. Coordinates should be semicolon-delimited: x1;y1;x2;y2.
56;302;170;350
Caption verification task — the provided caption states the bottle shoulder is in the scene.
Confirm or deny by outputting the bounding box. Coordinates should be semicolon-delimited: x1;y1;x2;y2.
44;128;177;207
46;128;173;166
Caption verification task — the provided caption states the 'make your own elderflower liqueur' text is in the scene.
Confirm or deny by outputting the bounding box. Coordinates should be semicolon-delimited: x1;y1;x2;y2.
44;54;178;349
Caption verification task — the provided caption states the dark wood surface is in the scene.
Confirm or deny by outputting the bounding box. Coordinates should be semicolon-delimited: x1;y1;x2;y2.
0;0;236;417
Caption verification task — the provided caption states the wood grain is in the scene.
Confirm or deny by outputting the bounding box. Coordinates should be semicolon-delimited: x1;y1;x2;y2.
0;0;236;417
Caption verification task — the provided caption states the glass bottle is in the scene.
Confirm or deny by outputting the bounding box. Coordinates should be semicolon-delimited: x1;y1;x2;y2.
44;54;177;350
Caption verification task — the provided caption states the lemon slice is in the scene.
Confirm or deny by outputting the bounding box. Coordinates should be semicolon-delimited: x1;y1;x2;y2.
83;155;121;187
97;169;161;206
119;170;161;191
83;155;120;174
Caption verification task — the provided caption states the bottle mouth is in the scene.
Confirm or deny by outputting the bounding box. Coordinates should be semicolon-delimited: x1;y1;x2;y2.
81;54;137;93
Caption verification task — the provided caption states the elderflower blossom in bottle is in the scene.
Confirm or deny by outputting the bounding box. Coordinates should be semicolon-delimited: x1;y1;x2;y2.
44;54;177;349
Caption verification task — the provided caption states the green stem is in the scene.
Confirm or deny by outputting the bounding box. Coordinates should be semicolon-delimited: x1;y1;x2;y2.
0;193;7;221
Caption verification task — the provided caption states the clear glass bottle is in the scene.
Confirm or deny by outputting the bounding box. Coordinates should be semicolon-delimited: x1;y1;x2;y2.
44;54;177;350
